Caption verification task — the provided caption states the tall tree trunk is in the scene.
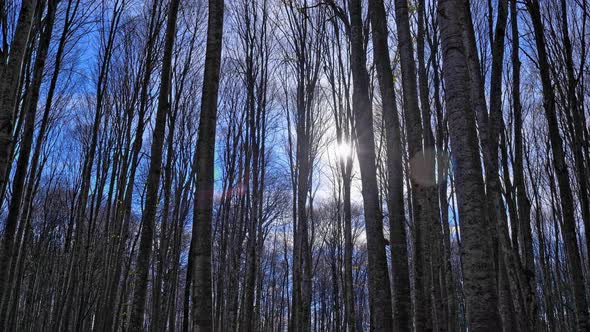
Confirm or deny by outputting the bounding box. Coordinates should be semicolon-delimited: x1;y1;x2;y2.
511;0;537;328
101;2;160;329
393;0;439;328
190;0;224;329
151;101;177;332
329;18;356;330
0;0;37;309
429;18;458;329
0;1;56;328
484;0;532;328
525;0;590;329
285;4;322;331
461;0;527;327
128;0;180;328
347;0;394;329
416;1;446;329
438;0;501;329
0;0;37;204
367;0;411;329
559;0;590;273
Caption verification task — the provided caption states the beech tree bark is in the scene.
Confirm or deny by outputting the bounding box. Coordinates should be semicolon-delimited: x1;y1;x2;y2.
367;0;411;329
190;0;224;330
559;0;590;273
0;0;37;203
0;0;37;309
0;1;57;328
347;0;394;329
0;0;588;329
438;0;501;329
393;0;439;328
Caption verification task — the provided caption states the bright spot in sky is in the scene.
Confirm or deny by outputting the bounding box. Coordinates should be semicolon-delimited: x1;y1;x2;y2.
336;141;352;159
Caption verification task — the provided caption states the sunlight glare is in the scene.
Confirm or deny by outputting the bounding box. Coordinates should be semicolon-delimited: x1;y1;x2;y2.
336;141;352;159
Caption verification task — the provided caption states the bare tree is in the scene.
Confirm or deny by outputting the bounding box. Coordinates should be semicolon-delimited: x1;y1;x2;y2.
438;0;501;328
190;0;224;329
128;0;181;329
526;0;589;329
346;0;394;329
367;0;411;329
0;0;37;309
0;0;37;204
0;0;588;330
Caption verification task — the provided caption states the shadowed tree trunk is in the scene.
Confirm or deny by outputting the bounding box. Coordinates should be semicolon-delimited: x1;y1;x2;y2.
0;0;37;310
525;0;589;329
190;0;224;329
128;0;180;329
5;0;79;327
460;0;526;328
283;3;324;331
559;0;590;273
100;2;161;328
511;0;537;328
324;15;356;330
415;0;446;328
347;0;394;329
367;0;411;329
0;1;57;328
393;0;439;328
0;0;37;204
429;14;458;328
484;0;532;328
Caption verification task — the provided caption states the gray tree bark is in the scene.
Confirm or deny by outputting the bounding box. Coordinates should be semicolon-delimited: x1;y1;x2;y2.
0;1;57;329
128;0;180;329
438;0;501;329
0;0;37;310
347;0;394;329
367;0;412;329
393;0;439;328
0;0;37;204
191;0;224;330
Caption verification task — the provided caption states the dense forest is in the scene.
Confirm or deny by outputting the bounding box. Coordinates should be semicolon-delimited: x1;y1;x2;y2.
0;0;589;330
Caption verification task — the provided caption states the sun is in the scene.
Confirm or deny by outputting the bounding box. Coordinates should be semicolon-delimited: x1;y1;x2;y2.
336;141;352;159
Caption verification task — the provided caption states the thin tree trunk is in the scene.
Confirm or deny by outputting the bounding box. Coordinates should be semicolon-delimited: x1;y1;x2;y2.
393;0;440;328
485;0;532;328
511;0;537;328
0;1;56;328
0;0;37;205
559;0;590;273
100;2;161;328
367;0;411;329
526;0;589;329
347;0;394;329
128;0;180;328
0;0;37;310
